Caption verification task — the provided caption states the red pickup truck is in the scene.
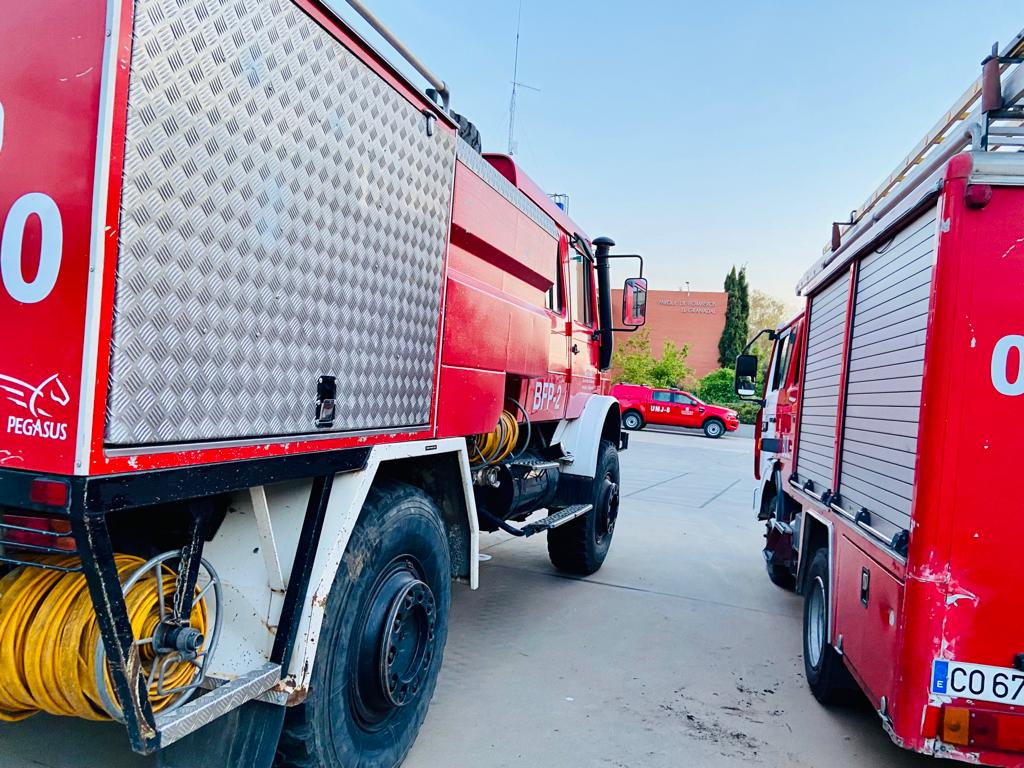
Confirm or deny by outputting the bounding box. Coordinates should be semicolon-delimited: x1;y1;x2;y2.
612;384;740;438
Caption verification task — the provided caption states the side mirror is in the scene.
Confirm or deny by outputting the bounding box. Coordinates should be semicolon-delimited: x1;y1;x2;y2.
622;277;647;327
734;353;758;398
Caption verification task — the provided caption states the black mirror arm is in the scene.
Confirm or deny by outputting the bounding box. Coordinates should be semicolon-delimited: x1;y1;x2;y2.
742;327;778;355
735;391;766;407
596;253;644;277
593;325;644;338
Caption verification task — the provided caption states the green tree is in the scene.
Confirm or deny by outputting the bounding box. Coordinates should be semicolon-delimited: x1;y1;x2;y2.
612;329;692;389
747;289;788;367
612;328;655;385
650;339;692;389
718;265;750;367
695;368;736;404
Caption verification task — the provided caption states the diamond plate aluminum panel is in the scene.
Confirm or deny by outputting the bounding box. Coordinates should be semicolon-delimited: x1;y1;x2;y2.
105;0;456;445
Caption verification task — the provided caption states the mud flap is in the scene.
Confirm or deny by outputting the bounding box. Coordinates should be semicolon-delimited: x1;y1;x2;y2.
158;700;285;768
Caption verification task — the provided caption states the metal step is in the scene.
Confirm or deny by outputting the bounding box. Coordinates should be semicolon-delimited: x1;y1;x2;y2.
521;504;592;537
508;458;560;471
155;663;282;748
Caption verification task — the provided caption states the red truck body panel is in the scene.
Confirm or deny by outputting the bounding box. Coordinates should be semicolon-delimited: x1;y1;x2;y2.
895;158;1024;764
761;152;1024;765
0;1;109;476
0;0;603;479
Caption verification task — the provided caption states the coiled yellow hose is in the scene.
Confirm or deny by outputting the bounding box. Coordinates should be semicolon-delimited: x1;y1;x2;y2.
472;410;520;465
0;554;207;722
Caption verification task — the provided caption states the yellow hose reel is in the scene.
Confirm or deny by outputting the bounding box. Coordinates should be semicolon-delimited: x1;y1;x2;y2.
471;409;521;465
0;552;221;723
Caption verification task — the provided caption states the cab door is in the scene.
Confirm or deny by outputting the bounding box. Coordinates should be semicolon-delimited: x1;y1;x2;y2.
566;239;599;418
775;319;804;463
535;235;571;420
672;392;702;428
762;319;801;466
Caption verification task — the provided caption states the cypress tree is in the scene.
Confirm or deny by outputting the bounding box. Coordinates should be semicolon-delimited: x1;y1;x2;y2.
718;266;749;367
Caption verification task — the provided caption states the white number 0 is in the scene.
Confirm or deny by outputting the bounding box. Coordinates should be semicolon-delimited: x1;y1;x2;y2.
1;192;63;304
992;335;1024;396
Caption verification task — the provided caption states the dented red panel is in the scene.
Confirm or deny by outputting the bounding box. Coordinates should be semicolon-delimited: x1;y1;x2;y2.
895;168;1024;763
0;2;108;475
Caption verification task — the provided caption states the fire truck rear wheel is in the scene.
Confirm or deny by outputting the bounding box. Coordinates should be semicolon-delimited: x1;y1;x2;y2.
622;410;644;431
276;481;451;768
803;548;854;704
548;440;620;575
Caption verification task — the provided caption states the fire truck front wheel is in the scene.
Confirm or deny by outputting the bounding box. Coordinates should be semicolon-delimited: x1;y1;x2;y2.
765;496;797;591
277;481;451;768
548;440;620;575
803;548;854;704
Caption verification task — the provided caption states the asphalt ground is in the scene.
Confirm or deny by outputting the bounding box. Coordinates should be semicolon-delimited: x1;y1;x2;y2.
1;426;934;767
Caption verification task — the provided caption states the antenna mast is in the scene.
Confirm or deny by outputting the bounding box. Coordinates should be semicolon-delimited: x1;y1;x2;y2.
507;1;538;155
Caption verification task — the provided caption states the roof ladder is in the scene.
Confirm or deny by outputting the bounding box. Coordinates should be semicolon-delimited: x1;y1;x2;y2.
824;30;1024;256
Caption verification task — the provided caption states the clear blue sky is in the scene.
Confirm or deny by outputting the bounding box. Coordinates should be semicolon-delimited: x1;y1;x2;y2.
329;1;1021;302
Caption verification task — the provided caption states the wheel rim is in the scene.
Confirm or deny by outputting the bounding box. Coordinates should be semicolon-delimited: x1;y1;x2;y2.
624;414;640;429
595;472;620;544
351;556;437;731
807;576;826;669
707;422;722;436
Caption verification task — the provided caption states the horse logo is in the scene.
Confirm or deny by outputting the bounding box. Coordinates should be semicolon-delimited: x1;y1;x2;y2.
0;373;70;418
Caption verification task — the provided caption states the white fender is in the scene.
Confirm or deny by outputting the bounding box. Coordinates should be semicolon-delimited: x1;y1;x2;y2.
202;437;478;697
551;395;621;478
753;456;778;517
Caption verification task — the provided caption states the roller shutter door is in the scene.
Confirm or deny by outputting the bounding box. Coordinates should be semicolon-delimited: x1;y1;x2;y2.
837;210;936;536
795;272;851;494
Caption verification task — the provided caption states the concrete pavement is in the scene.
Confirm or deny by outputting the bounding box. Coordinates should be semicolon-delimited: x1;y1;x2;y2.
1;428;933;767
403;428;932;767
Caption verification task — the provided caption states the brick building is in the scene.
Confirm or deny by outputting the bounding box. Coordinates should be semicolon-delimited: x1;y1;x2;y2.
611;288;728;382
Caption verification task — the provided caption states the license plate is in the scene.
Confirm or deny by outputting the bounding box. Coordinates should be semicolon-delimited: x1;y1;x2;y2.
932;660;1024;705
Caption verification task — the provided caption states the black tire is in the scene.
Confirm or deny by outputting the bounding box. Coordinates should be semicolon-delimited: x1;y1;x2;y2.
621;410;644;431
765;496;797;591
451;111;482;153
703;418;725;439
803;548;854;704
548;440;620;575
766;550;797;590
276;481;451;768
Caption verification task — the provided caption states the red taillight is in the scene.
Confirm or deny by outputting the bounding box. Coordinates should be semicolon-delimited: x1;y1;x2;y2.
972;709;1024;752
29;478;69;507
1;514;74;551
941;705;1024;752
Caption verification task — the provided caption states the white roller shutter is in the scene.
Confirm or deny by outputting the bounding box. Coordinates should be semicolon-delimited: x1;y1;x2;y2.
836;210;936;537
795;272;851;494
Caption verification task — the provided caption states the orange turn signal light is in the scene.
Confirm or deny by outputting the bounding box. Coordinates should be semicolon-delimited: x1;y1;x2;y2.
942;706;971;746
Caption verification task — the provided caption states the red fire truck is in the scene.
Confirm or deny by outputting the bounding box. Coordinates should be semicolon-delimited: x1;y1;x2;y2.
0;2;647;766
735;31;1024;765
